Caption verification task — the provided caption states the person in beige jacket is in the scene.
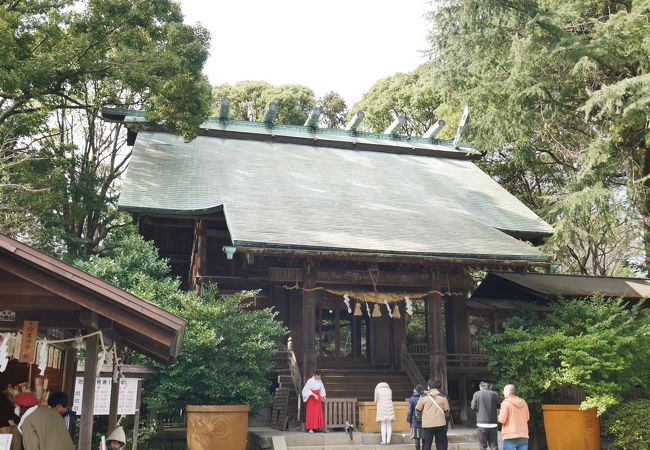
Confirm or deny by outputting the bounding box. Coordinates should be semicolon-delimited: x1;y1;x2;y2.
415;379;450;450
15;392;75;450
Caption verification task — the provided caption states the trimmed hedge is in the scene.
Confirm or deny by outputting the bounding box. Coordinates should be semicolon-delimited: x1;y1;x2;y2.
603;399;650;450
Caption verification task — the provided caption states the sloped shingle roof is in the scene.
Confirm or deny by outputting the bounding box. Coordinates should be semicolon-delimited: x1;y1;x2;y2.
118;121;553;262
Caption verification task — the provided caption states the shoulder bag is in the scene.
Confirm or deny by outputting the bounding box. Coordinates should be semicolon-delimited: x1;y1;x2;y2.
428;394;451;420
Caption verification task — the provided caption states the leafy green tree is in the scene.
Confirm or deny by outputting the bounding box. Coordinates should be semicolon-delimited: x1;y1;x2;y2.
484;297;650;414
212;81;316;125
212;81;349;127
351;64;442;136
4;98;132;259
426;0;649;274
317;91;348;128
0;0;212;141
76;229;288;418
1;0;212;255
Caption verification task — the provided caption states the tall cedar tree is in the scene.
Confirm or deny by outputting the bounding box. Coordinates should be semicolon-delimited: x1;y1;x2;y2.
427;0;649;275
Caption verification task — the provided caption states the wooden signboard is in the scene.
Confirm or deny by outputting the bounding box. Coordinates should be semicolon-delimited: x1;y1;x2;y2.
18;321;38;363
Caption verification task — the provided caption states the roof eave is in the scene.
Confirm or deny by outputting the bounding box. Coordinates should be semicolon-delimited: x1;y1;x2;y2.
231;241;550;265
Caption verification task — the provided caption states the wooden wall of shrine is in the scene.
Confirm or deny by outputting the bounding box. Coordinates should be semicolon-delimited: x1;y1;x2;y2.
138;213;534;391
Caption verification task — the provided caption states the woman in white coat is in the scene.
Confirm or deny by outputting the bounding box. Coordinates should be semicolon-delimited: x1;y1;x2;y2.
374;382;395;445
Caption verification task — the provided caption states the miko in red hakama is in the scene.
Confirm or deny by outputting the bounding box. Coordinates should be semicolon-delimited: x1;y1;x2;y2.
305;389;324;430
302;374;326;431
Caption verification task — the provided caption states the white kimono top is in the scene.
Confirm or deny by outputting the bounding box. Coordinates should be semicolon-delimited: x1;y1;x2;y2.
302;376;326;402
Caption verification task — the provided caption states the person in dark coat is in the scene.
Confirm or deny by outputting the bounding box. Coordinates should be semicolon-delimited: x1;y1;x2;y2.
48;392;77;443
471;381;502;450
407;384;424;450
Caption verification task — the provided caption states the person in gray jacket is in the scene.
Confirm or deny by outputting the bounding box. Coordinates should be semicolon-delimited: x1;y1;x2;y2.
471;381;502;450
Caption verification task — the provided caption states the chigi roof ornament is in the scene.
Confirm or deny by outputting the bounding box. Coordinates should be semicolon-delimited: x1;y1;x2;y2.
303;106;322;127
383;115;405;135
345;111;365;131
217;97;230;120
422;119;445;139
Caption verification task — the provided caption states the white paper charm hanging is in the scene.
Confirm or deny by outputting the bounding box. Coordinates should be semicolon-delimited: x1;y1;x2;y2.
365;302;371;317
37;340;48;375
0;333;10;372
343;294;352;314
384;300;393;318
405;296;414;315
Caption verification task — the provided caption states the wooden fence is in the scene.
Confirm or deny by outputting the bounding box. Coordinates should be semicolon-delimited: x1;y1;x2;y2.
325;398;357;430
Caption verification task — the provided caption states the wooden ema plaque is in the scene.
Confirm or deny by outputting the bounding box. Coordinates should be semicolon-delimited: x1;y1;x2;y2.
18;321;39;363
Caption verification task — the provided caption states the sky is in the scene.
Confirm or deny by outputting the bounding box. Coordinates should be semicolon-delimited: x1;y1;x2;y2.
178;0;431;105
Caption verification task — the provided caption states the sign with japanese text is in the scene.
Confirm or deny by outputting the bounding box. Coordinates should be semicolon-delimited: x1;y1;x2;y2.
18;321;38;363
0;434;12;450
72;377;140;415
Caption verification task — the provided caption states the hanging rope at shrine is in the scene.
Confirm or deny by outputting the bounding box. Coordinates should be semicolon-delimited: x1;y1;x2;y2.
0;330;123;380
280;284;463;301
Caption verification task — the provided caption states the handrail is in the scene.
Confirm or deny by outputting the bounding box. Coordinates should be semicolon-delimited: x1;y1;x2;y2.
407;343;428;354
287;338;302;420
401;342;426;387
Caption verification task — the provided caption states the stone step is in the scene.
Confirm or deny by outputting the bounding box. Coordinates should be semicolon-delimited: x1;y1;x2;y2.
288;445;413;450
285;432;414;447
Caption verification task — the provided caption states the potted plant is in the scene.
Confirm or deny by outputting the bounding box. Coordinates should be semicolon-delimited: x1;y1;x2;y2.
149;286;287;450
78;236;287;450
483;296;650;450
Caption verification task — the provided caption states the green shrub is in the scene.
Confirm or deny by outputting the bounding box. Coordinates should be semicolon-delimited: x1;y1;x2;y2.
603;399;650;450
482;296;650;414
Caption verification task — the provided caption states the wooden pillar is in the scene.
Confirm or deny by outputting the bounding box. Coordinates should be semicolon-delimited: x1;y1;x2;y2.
452;294;470;354
450;294;470;422
78;334;99;450
427;270;448;391
107;343;122;432
444;295;455;352
301;261;317;382
131;379;144;450
189;219;207;293
459;374;468;422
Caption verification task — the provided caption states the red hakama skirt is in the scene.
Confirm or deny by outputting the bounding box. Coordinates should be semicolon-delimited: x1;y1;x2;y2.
305;389;324;430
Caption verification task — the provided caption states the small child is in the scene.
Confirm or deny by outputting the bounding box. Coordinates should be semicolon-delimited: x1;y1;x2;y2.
407;385;423;450
102;426;126;449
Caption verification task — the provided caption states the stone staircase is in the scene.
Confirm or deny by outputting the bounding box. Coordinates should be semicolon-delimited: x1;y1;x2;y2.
248;427;483;450
321;369;414;401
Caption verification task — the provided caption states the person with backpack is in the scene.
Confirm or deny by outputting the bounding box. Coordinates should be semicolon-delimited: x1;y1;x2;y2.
415;379;450;450
407;384;424;450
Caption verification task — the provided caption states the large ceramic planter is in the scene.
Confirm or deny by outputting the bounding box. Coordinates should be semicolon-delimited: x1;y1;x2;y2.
186;405;250;450
357;401;409;433
542;404;600;450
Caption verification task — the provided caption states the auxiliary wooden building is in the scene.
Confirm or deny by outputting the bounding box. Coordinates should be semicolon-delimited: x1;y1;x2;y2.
104;108;554;424
0;233;186;449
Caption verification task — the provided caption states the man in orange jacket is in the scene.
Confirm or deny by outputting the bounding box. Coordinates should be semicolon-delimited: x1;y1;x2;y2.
498;384;530;450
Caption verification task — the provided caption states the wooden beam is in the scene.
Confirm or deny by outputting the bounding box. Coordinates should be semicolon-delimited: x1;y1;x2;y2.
0;255;175;348
268;267;470;289
301;261;317;383
2;310;82;329
108;342;122;431
188;219;207;293
78;334;99;450
0;296;79;310
0;281;58;296
427;271;448;391
131;379;144;450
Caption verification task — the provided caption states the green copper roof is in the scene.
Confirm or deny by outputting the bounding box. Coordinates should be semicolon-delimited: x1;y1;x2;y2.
118;124;553;262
